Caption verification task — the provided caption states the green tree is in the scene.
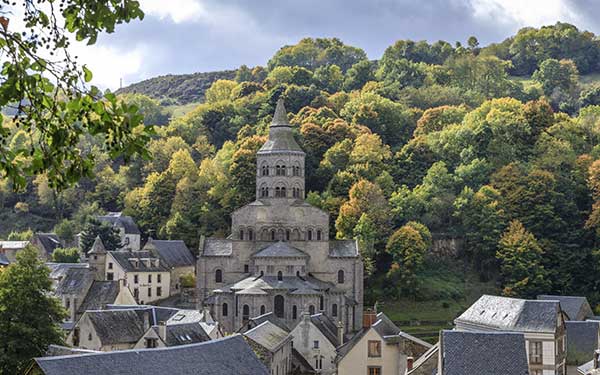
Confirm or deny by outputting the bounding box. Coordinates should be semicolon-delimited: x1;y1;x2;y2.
0;0;152;190
79;219;122;255
119;93;170;125
314;64;344;93
51;248;80;263
532;58;579;96
343;60;375;91
0;246;67;373
205;80;238;103
385;224;428;295
353;213;377;276
496;220;550;298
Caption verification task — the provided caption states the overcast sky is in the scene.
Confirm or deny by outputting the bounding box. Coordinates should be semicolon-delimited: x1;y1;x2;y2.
71;0;600;89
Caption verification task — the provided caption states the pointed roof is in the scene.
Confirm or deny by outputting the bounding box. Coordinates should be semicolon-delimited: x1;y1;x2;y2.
252;241;309;258
258;98;303;154
88;236;106;255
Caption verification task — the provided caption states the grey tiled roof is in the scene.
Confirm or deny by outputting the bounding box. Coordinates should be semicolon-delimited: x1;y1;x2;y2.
86;309;147;345
34;335;270;375
47;262;89;280
538;295;593;321
76;281;120;313
244;321;290;352
202;238;233;256
227;275;337;296
310;313;340;347
55;267;94;296
248;312;289;332
147;240;195;267
329;240;359;257
97;212;141;235
108;251;169;272
566;321;600;364
253;241;309;258
441;330;529;375
88;236;106;255
155;323;211;346
35;233;61;255
455;294;560;333
45;345;98;357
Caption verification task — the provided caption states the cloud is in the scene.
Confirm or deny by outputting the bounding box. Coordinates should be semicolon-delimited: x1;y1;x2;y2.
469;0;583;29
139;0;205;23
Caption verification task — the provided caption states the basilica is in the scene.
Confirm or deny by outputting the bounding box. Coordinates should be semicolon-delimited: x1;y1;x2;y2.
197;99;364;334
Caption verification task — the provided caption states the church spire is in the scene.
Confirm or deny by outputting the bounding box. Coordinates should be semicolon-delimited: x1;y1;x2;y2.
271;98;290;127
88;235;106;255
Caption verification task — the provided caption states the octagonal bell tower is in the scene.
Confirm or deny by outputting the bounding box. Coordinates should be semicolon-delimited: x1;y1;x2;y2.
256;99;305;201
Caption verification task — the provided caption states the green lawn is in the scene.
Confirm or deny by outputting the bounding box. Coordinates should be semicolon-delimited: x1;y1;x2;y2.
164;101;201;118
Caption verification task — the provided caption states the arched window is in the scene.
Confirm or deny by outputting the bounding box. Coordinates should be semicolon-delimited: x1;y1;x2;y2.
215;269;223;283
332;303;338;317
239;229;244;240
281;186;286;197
307;230;313;241
260;305;266;315
262;229;269;240
286;230;290;241
319;296;324;311
309;305;315;315
248;229;254;241
262;164;269;176
271;230;276;241
338;270;344;284
275;187;281;197
292;305;297;320
242;305;250;322
276;164;286;176
277;271;283;281
274;295;285;318
222;303;228;317
317;230;322;240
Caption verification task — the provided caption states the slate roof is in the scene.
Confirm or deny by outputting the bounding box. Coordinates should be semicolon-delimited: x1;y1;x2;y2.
223;275;340;297
45;345;98;357
243;312;289;332
55;267;94;296
202;238;233;256
33;335;270;375
329;240;359;258
253;241;309;258
310;313;340;347
244;321;291;352
47;263;89;281
88;236;106;255
258;99;304;154
108;251;169;272
153;322;211;346
538;295;593;321
34;233;62;255
455;294;560;333
566;321;600;364
441;330;529;375
97;212;141;235
76;281;120;313
147;239;195;268
86;309;148;345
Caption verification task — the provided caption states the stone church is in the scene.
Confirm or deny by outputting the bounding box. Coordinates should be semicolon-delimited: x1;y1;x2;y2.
197;99;363;334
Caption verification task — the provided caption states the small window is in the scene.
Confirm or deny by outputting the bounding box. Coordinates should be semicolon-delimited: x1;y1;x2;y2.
65;299;71;309
106;272;114;281
271;230;276;241
309;305;315;315
307;230;313;241
147;287;152;297
320;295;324;311
529;341;543;364
242;305;250;322
368;367;382;375
332;304;338;317
286;230;290;241
338;270;345;284
314;356;323;370
368;340;382;357
133;288;139;299
292;305;297;320
157;287;162;296
260;305;266;315
108;262;113;270
222;303;228;317
239;229;244;240
134;275;139;284
317;230;322;240
281;186;286;197
88;333;92;341
248;229;254;241
215;269;223;283
277;271;283;281
93;255;97;260
148;274;152;283
313;340;319;349
244;264;249;273
157;274;161;283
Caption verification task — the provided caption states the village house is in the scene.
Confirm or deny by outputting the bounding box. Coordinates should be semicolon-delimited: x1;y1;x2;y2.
143;238;195;294
438;330;530;375
454;294;567;375
538;295;595;321
46;262;90;289
31;232;62;260
0;240;29;263
198;99;363;335
336;311;431;375
243;320;293;375
289;312;342;375
27;335;270;375
54;266;136;328
66;306;216;352
97;212;142;251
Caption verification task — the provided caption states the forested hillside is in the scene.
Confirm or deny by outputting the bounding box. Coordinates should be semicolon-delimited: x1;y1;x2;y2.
5;23;600;307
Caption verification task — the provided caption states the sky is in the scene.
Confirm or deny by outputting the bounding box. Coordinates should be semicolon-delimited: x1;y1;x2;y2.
68;0;600;90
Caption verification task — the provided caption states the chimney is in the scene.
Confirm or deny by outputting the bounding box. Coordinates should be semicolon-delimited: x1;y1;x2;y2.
363;309;377;329
337;321;344;345
594;349;600;369
407;357;414;371
158;321;167;342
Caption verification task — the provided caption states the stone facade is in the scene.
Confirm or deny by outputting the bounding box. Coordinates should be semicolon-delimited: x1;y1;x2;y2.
197;99;363;334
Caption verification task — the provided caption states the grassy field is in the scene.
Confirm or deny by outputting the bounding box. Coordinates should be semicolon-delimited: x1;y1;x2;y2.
164;101;201;119
378;261;499;344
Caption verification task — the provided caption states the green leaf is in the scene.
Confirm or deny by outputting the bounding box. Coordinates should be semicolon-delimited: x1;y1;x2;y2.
83;65;93;83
